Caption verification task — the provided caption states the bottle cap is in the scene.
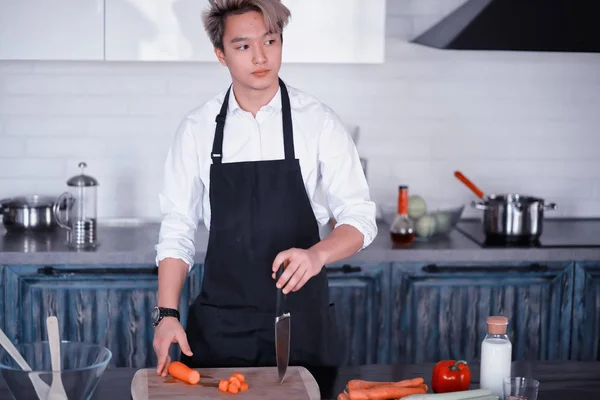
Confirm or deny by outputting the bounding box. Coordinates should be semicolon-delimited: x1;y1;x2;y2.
487;316;508;334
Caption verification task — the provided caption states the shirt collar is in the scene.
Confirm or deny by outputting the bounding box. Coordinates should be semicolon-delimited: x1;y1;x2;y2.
228;84;282;114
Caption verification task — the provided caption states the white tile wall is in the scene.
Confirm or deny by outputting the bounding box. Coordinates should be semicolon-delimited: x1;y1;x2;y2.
1;0;599;220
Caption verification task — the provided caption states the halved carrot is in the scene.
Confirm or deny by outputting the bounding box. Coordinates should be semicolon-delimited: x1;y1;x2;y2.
240;382;249;391
167;361;200;385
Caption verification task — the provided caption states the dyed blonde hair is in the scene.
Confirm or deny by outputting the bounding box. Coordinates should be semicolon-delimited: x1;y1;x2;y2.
202;0;291;51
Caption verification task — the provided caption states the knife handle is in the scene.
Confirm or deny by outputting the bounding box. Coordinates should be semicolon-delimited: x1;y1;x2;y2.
276;263;286;315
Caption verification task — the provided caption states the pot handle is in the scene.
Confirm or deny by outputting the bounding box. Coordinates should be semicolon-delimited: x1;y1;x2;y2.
471;200;489;210
543;202;557;211
53;192;73;231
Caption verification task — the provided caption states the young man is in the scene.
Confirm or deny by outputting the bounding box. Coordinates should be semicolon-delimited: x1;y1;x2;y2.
152;0;377;375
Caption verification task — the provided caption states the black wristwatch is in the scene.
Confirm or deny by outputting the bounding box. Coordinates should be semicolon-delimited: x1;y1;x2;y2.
151;307;180;327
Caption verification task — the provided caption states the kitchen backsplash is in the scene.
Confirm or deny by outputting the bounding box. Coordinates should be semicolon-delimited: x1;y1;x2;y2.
0;0;599;220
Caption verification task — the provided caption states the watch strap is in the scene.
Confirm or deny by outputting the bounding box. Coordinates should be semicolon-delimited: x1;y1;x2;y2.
154;307;180;326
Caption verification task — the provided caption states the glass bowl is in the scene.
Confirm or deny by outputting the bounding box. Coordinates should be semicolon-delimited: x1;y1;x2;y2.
379;204;465;241
0;341;112;400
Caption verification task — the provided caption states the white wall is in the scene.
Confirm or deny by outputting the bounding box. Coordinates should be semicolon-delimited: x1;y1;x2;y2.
1;0;599;220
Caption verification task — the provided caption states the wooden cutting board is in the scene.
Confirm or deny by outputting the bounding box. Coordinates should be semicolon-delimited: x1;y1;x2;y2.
131;366;320;400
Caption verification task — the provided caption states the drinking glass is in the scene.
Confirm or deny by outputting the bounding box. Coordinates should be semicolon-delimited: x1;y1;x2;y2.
503;377;540;400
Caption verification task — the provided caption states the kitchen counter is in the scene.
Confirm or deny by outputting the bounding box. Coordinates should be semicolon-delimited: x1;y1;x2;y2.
1;361;599;399
0;219;599;265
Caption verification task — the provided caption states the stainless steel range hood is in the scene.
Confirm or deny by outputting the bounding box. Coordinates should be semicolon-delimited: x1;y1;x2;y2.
412;0;600;53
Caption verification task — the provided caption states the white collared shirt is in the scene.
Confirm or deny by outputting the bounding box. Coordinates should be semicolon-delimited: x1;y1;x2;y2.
155;82;378;269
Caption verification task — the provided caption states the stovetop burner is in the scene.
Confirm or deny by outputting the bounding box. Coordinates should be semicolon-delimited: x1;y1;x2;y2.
456;218;600;248
482;236;542;248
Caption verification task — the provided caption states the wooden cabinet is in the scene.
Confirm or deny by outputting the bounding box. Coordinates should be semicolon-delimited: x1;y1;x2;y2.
0;0;104;61
104;0;386;63
390;262;574;364
571;262;600;360
4;259;600;367
326;263;391;366
0;265;4;332
3;264;203;368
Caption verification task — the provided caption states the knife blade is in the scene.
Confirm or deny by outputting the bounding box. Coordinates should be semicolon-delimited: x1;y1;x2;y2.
275;263;290;384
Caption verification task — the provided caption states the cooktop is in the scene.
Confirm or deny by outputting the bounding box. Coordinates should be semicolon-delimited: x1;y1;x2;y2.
456;218;600;248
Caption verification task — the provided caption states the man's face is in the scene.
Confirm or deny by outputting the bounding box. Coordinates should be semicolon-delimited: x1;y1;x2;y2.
215;10;282;92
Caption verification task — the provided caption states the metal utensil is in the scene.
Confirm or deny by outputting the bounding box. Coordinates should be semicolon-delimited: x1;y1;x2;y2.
47;316;68;399
454;171;486;199
275;263;290;384
0;327;49;399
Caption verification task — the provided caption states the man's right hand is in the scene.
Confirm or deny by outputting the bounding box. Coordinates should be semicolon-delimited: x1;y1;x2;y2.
153;317;193;376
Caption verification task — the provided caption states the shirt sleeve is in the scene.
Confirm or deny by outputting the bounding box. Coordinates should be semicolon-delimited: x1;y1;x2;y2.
155;117;203;271
317;108;378;249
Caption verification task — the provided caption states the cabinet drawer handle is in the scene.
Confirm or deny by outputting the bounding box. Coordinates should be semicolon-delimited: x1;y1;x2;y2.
327;264;362;273
421;263;549;274
37;266;159;275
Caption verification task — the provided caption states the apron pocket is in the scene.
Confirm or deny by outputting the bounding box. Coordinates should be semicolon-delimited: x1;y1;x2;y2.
289;303;341;367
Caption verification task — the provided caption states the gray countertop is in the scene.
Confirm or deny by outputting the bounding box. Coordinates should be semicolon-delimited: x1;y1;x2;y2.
0;219;599;265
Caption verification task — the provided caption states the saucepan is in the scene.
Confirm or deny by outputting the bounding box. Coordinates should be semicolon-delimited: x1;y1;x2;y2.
454;171;557;243
0;195;72;232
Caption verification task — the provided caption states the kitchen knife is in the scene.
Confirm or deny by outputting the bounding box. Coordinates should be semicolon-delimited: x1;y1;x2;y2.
275;263;290;384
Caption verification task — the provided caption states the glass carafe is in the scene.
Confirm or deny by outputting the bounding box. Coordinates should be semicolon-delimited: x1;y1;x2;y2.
53;162;99;249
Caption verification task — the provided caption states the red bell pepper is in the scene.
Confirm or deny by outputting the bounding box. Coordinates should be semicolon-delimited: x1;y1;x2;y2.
431;360;471;393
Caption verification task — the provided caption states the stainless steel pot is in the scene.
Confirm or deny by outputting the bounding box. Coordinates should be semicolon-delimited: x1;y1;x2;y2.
0;195;59;232
472;194;557;242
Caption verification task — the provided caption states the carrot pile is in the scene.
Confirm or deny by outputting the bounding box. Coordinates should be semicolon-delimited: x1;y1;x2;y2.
218;372;249;394
167;362;249;395
338;377;427;400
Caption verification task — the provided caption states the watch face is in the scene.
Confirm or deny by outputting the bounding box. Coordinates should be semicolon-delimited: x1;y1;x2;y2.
151;307;160;322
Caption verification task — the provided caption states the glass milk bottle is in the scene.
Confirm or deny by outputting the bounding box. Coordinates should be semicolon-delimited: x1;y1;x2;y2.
480;316;512;398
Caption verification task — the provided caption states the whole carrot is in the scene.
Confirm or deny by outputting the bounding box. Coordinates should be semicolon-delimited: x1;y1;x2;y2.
167;361;200;385
347;377;425;390
348;385;426;400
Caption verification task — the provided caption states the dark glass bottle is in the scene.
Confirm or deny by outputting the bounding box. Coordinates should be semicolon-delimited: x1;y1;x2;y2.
390;185;414;246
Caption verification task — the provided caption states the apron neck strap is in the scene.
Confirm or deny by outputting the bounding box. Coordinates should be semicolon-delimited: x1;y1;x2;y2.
211;78;295;165
279;78;295;160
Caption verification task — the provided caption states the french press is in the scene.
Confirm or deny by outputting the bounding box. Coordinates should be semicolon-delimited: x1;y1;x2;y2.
53;162;99;249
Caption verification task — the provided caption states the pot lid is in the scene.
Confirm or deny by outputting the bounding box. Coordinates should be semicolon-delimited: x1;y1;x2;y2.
67;162;98;187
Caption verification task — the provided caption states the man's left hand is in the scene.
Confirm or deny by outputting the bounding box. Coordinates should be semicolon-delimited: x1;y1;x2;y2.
272;248;324;294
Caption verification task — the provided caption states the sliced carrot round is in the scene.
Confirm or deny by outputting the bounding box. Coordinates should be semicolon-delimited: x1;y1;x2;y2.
228;384;239;394
218;379;229;392
232;372;245;383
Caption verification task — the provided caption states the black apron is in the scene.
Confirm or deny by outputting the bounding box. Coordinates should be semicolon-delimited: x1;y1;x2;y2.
181;78;341;369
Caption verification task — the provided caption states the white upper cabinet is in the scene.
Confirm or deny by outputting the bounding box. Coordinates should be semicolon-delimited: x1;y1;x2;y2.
104;0;214;62
105;0;386;63
282;0;386;64
0;0;104;61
